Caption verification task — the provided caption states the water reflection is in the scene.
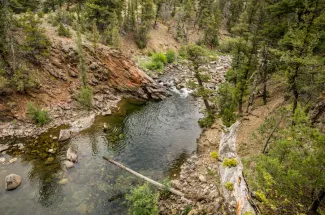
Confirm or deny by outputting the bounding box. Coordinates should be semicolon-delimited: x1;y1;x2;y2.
0;94;201;215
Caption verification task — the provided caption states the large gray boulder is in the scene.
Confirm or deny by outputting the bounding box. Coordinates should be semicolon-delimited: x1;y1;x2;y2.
58;129;71;142
5;174;22;191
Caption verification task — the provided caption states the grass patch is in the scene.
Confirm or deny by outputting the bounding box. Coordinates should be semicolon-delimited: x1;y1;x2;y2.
225;182;234;191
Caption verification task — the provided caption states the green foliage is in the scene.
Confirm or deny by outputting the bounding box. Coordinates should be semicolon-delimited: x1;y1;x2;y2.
160;179;171;198
210;151;219;160
125;182;159;215
225;182;234;191
166;49;176;63
10;67;37;93
37;11;44;19
19;11;51;60
247;106;325;214
58;23;71;37
78;87;93;109
152;53;167;65
27;102;50;126
217;82;238;127
198;113;215;128
145;61;164;72
244;212;254;215
222;158;238;168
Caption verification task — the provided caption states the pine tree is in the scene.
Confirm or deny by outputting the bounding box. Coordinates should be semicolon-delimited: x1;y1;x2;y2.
135;0;154;48
91;19;100;54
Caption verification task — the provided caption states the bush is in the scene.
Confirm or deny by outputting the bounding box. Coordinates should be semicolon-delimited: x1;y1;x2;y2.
37;11;44;19
58;23;71;37
152;53;168;65
198;113;215;128
210;151;219;160
166;49;176;63
27;102;50;126
225;182;234;191
223;158;238;168
145;61;164;71
125;183;159;215
78;87;93;109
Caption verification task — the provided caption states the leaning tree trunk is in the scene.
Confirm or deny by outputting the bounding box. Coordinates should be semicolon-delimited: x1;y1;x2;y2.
218;122;258;215
308;189;325;215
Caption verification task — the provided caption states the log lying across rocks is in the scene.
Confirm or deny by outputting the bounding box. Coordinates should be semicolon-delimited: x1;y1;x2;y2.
103;156;186;198
218;121;259;215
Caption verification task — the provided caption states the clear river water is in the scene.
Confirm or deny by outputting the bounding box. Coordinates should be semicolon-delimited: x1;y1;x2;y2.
0;93;202;215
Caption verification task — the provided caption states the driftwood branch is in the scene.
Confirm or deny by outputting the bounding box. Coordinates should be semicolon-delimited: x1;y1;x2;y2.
103;156;187;198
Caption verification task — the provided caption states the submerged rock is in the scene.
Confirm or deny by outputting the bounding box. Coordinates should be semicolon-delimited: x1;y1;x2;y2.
67;148;78;163
58;178;68;185
58;129;71;142
9;158;17;164
45;157;55;165
5;174;22;191
0;157;5;163
64;160;74;169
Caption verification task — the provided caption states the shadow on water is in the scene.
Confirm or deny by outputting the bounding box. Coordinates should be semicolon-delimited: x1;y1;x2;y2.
0;93;202;215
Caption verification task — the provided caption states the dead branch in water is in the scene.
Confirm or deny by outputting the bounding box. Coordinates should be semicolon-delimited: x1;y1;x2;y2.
103;156;193;199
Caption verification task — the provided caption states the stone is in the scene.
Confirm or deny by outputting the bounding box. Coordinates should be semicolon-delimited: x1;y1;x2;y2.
58;178;68;185
48;149;55;154
198;175;207;183
0;157;5;163
5;174;22;190
0;145;9;153
45;157;55;165
65;161;74;169
102;109;112;116
9;158;17;164
58;129;71;142
67;147;78;163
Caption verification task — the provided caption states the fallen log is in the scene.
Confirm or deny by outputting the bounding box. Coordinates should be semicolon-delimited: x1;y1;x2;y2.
103;156;187;198
218;121;259;215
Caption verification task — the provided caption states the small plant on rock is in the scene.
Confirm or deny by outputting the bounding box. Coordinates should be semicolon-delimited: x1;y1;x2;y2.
222;158;238;168
166;49;176;63
78;87;93;109
225;182;234;191
58;23;71;37
210;151;219;160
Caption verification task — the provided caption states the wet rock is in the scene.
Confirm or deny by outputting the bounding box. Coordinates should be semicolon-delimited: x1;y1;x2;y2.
67;147;78;163
0;157;5;163
5;174;22;190
58;178;68;185
9;158;17;164
65;161;74;169
45;157;55;165
58;129;71;142
0;145;9;153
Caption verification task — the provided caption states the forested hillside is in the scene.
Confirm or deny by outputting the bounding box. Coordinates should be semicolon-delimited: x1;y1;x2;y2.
0;0;325;215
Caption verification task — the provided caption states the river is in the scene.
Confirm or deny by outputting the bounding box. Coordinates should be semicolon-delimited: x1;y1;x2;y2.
0;92;202;215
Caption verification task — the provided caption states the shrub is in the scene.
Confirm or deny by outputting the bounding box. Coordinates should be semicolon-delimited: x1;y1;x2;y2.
27;102;50;126
166;49;176;63
58;23;71;38
198;113;215;128
222;158;238;168
37;11;44;19
210;151;219;160
78;87;93;109
125;183;159;215
152;53;168;65
225;182;234;191
145;61;164;71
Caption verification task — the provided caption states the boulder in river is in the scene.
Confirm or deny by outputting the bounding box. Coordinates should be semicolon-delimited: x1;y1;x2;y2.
5;174;22;191
64;160;74;169
0;157;5;163
67;147;78;163
58;129;71;142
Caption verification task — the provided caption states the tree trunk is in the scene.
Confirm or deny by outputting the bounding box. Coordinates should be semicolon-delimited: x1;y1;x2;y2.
308;189;325;215
246;74;258;113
